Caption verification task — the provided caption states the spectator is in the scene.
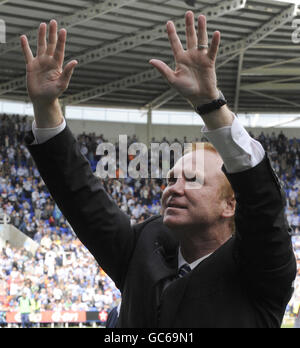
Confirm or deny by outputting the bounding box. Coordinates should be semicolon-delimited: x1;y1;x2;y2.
19;291;32;328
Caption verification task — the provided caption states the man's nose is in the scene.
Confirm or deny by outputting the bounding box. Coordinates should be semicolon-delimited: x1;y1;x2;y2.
169;177;185;196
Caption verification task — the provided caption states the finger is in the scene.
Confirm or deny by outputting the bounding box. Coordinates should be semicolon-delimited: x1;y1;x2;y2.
167;21;184;60
197;15;209;46
54;28;67;66
20;35;34;64
60;60;78;88
149;59;175;84
46;20;58;56
185;11;197;50
37;23;47;56
208;31;221;61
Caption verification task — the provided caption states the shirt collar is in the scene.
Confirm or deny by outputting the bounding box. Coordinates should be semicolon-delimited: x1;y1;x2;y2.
178;247;212;271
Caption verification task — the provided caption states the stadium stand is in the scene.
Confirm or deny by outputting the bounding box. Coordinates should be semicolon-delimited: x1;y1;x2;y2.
0;112;300;327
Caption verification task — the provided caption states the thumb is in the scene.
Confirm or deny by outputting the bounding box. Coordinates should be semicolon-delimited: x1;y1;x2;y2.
60;60;78;89
149;59;175;85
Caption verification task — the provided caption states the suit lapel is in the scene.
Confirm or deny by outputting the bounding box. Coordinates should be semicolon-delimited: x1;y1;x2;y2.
159;270;189;327
145;219;190;327
144;242;178;327
147;219;179;284
147;245;178;285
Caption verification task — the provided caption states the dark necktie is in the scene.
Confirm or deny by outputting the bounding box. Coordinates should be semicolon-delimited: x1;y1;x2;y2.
177;263;192;278
164;264;191;292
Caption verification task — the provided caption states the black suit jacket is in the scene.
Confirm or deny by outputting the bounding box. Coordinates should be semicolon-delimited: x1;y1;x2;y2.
25;125;297;328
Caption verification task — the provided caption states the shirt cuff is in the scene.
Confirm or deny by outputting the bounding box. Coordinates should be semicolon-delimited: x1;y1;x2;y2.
32;118;67;145
202;115;265;174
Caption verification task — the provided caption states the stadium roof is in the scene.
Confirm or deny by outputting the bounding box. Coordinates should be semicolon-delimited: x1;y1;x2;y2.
0;0;300;114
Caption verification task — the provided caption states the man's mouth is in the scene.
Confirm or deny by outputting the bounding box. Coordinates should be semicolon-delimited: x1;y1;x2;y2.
167;201;187;209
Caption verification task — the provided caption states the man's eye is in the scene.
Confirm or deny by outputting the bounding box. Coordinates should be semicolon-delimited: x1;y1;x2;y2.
186;176;197;182
167;177;176;185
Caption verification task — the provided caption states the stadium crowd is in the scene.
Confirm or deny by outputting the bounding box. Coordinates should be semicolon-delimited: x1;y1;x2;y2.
0;112;300;324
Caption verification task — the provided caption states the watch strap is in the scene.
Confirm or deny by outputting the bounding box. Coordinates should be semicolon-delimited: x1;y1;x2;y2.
195;91;227;116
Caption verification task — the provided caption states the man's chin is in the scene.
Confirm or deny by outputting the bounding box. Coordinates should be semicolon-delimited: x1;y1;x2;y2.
163;214;186;230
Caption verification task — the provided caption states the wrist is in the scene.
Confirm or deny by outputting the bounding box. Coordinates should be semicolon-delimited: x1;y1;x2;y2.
189;90;234;130
187;89;220;108
32;97;60;110
33;99;64;129
201;106;235;130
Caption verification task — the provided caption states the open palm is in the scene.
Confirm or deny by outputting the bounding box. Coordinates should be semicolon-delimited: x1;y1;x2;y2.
21;20;77;105
150;12;220;105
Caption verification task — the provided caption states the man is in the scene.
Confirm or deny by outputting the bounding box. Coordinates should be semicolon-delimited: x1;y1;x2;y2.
19;291;32;329
20;12;296;327
30;293;41;328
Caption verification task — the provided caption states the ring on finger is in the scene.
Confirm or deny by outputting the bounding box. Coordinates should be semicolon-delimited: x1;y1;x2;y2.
198;44;209;50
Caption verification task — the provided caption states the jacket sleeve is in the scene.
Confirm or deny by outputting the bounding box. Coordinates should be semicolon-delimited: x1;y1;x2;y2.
224;154;297;304
25;125;136;291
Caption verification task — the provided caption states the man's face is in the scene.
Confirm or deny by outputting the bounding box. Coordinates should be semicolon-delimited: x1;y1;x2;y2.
162;149;228;232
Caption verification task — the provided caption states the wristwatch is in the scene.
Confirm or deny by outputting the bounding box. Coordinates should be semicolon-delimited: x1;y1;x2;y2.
195;90;227;116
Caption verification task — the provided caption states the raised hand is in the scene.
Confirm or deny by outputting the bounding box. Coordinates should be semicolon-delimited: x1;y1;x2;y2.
20;20;77;106
150;11;220;107
20;20;78;128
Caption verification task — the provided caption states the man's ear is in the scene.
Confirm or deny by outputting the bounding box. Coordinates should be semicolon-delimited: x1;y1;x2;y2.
221;195;236;218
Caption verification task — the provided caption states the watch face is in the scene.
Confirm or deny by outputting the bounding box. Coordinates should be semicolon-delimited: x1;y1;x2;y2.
216;99;227;107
